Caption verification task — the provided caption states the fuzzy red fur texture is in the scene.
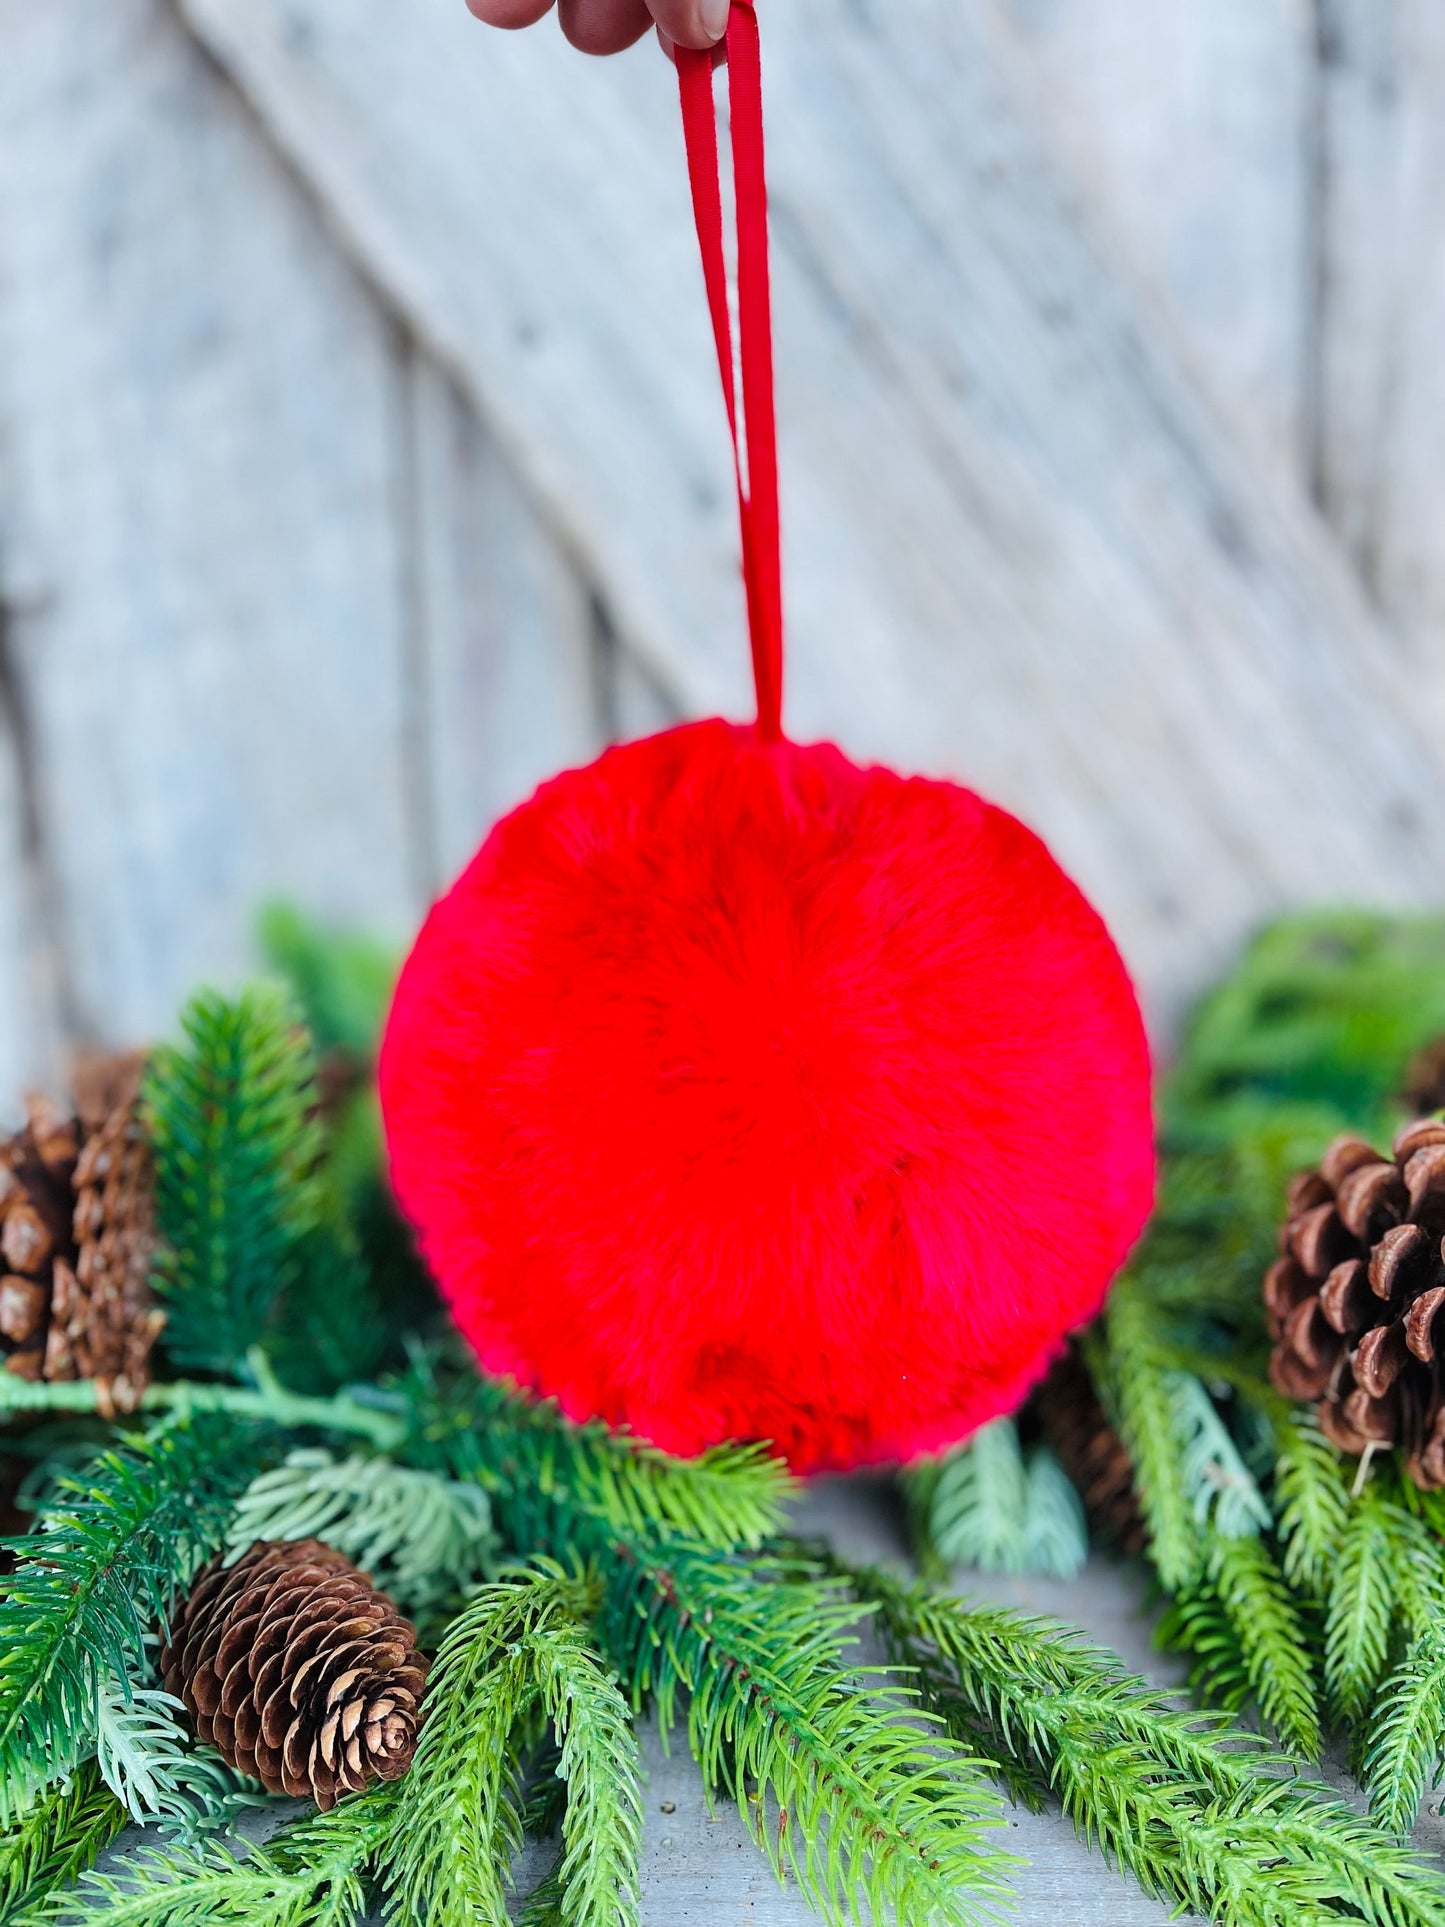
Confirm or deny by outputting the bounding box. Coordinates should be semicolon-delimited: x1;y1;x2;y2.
380;720;1154;1473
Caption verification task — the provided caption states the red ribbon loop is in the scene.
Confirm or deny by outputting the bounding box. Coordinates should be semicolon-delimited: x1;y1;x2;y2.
677;1;785;743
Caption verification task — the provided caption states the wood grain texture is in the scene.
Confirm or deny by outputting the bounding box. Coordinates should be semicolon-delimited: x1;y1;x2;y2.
399;350;609;895
992;0;1315;483
0;664;54;1110
180;0;1445;1032
0;0;424;1051
1311;0;1445;718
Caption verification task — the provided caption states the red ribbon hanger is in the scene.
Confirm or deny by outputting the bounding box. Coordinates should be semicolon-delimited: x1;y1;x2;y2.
675;1;785;743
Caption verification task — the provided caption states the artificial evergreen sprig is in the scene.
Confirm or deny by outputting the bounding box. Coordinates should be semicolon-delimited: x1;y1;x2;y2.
226;1447;497;1613
0;1416;273;1820
407;1361;1017;1927
51;1786;399;1927
145;987;325;1376
601;1543;1015;1927
855;1565;1445;1927
906;1420;1087;1580
0;1766;127;1926
384;1564;642;1927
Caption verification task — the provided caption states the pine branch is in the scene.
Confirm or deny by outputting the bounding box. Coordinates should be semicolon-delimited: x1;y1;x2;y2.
146;987;325;1375
227;1448;495;1611
0;1361;406;1453
600;1544;1015;1927
1325;1488;1399;1727
1365;1630;1445;1838
0;1418;272;1819
382;1567;641;1927
1160;1535;1322;1759
1276;1409;1351;1596
256;903;397;1064
1103;1291;1203;1587
402;1357;792;1555
856;1566;1445;1927
909;1423;1087;1579
93;1675;241;1829
0;1765;126;1926
49;1788;396;1927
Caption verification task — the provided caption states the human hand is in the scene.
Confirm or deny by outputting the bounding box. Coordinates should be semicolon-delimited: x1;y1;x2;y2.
464;0;729;58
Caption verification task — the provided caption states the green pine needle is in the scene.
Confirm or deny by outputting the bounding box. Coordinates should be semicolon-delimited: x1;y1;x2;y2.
910;1423;1088;1579
50;1789;396;1927
1365;1630;1445;1838
0;1418;272;1819
1276;1409;1352;1596
602;1544;1016;1927
93;1675;240;1828
858;1566;1445;1927
146;987;325;1376
227;1448;496;1611
1161;1535;1322;1758
0;1765;127;1925
402;1357;792;1555
1326;1488;1400;1727
383;1566;641;1927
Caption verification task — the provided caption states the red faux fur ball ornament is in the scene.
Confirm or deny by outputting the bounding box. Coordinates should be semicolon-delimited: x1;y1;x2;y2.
380;721;1154;1473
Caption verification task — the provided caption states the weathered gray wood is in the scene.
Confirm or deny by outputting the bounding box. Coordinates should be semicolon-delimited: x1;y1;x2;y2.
0;674;54;1110
990;0;1314;483
0;0;422;1050
400;351;610;894
1311;0;1445;712
180;0;1445;1032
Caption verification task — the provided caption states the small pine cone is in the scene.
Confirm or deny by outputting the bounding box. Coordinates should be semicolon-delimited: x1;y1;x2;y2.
1267;1120;1445;1487
1;1053;162;1408
1033;1348;1146;1554
1402;1037;1445;1121
162;1540;429;1810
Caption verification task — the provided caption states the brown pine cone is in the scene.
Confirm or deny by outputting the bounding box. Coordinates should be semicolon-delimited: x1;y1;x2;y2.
1402;1037;1445;1121
1033;1348;1146;1554
162;1540;429;1810
1267;1120;1445;1487
0;1052;163;1411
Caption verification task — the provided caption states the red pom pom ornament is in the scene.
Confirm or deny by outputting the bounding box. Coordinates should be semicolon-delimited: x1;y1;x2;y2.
378;11;1154;1472
380;722;1153;1472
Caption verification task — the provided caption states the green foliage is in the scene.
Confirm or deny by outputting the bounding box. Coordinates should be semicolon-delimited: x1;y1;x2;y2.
1325;1488;1400;1727
92;1675;240;1828
383;1566;641;1927
860;1567;1445;1927
1366;1630;1445;1837
146;987;325;1376
402;1354;792;1556
0;1419;271;1819
1159;1534;1321;1759
909;1421;1087;1579
50;1788;397;1927
1275;1409;1352;1595
1166;910;1445;1140
228;1448;496;1613
601;1543;1014;1927
0;1766;126;1926
257;903;397;1064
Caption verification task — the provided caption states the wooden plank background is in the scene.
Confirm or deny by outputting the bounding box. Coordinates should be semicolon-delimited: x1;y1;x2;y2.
1;0;1444;1106
3;4;1445;1914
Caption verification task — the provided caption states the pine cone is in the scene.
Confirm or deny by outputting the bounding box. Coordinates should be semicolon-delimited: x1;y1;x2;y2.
162;1540;429;1809
1267;1120;1445;1487
1402;1037;1445;1120
0;1053;163;1411
1033;1348;1146;1554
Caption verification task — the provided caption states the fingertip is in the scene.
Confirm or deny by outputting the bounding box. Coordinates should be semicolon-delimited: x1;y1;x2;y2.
558;0;653;53
466;0;557;25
